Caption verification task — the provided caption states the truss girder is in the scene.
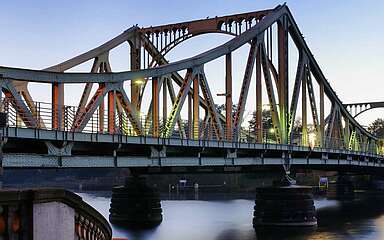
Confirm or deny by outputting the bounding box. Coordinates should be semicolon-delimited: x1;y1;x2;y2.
2;80;37;127
0;4;379;155
164;69;194;138
71;83;111;132
260;41;281;143
115;88;143;136
288;52;306;138
305;66;319;134
166;77;186;139
233;39;258;138
199;71;224;140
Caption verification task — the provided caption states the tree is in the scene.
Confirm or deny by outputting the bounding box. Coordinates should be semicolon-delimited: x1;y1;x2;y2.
368;118;384;138
247;109;276;142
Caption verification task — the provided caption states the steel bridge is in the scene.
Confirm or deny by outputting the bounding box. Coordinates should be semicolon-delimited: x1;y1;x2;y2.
0;4;383;172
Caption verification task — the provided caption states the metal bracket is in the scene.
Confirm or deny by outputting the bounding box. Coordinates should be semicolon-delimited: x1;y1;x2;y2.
46;142;73;156
226;149;237;159
150;146;166;158
321;153;328;160
282;151;291;174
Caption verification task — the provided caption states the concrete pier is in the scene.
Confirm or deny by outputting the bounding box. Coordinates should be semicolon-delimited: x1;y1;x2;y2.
327;175;354;200
253;178;317;230
109;176;163;228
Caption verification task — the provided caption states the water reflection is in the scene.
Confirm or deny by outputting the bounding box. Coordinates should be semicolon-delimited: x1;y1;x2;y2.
78;192;384;240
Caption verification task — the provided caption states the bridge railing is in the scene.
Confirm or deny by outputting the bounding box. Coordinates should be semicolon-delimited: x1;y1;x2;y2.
2;98;383;156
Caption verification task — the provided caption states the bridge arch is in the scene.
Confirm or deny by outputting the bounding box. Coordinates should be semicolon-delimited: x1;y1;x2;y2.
344;102;384;118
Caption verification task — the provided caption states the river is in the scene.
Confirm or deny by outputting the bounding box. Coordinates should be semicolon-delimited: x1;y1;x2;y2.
78;192;384;240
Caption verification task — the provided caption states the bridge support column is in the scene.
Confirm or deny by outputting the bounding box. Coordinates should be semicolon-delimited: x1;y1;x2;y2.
253;176;317;231
327;175;355;201
109;176;163;228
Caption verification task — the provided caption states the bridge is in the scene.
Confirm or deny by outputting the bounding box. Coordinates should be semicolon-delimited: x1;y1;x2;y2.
0;4;383;172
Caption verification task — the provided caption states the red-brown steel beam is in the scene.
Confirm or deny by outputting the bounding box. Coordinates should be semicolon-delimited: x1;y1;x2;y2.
152;77;159;137
162;77;167;126
107;90;115;134
188;94;192;138
225;53;233;141
130;39;141;111
193;74;200;139
52;82;64;130
320;81;325;147
302;66;307;146
255;46;262;143
278;17;288;144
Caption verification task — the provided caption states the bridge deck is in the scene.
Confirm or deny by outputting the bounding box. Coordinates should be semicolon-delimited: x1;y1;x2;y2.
2;127;383;170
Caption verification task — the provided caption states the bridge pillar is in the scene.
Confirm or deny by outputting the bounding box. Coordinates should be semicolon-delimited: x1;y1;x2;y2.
253;176;317;231
109;176;162;228
327;175;355;201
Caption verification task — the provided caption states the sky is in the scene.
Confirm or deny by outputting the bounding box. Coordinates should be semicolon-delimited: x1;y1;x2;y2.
0;0;383;126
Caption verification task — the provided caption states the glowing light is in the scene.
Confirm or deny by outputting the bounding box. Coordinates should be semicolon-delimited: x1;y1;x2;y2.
269;128;275;134
134;79;145;85
308;132;317;148
263;105;271;110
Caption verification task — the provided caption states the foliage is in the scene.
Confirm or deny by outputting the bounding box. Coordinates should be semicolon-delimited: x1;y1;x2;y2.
368;118;384;138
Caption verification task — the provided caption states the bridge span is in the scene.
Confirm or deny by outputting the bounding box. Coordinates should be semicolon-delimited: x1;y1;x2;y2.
0;4;383;173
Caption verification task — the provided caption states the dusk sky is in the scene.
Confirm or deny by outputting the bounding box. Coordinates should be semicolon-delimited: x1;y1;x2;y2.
1;0;383;125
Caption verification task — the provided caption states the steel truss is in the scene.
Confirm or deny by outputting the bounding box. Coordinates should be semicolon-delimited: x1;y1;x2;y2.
0;4;381;158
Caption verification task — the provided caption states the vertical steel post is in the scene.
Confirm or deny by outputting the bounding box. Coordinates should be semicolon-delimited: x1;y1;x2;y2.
188;94;192;138
52;82;64;130
107;90;115;134
256;45;262;143
319;81;325;147
345;118;350;148
302;68;307;146
278;17;288;144
163;77;167;129
193;74;200;139
99;84;105;133
152;77;159;137
130;38;141;111
225;53;233;141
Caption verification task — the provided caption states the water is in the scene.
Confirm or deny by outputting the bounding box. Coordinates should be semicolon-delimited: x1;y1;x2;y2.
78;192;384;240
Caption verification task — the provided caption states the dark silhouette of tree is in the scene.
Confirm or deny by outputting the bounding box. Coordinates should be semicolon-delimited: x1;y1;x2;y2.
368;118;384;138
248;109;273;133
